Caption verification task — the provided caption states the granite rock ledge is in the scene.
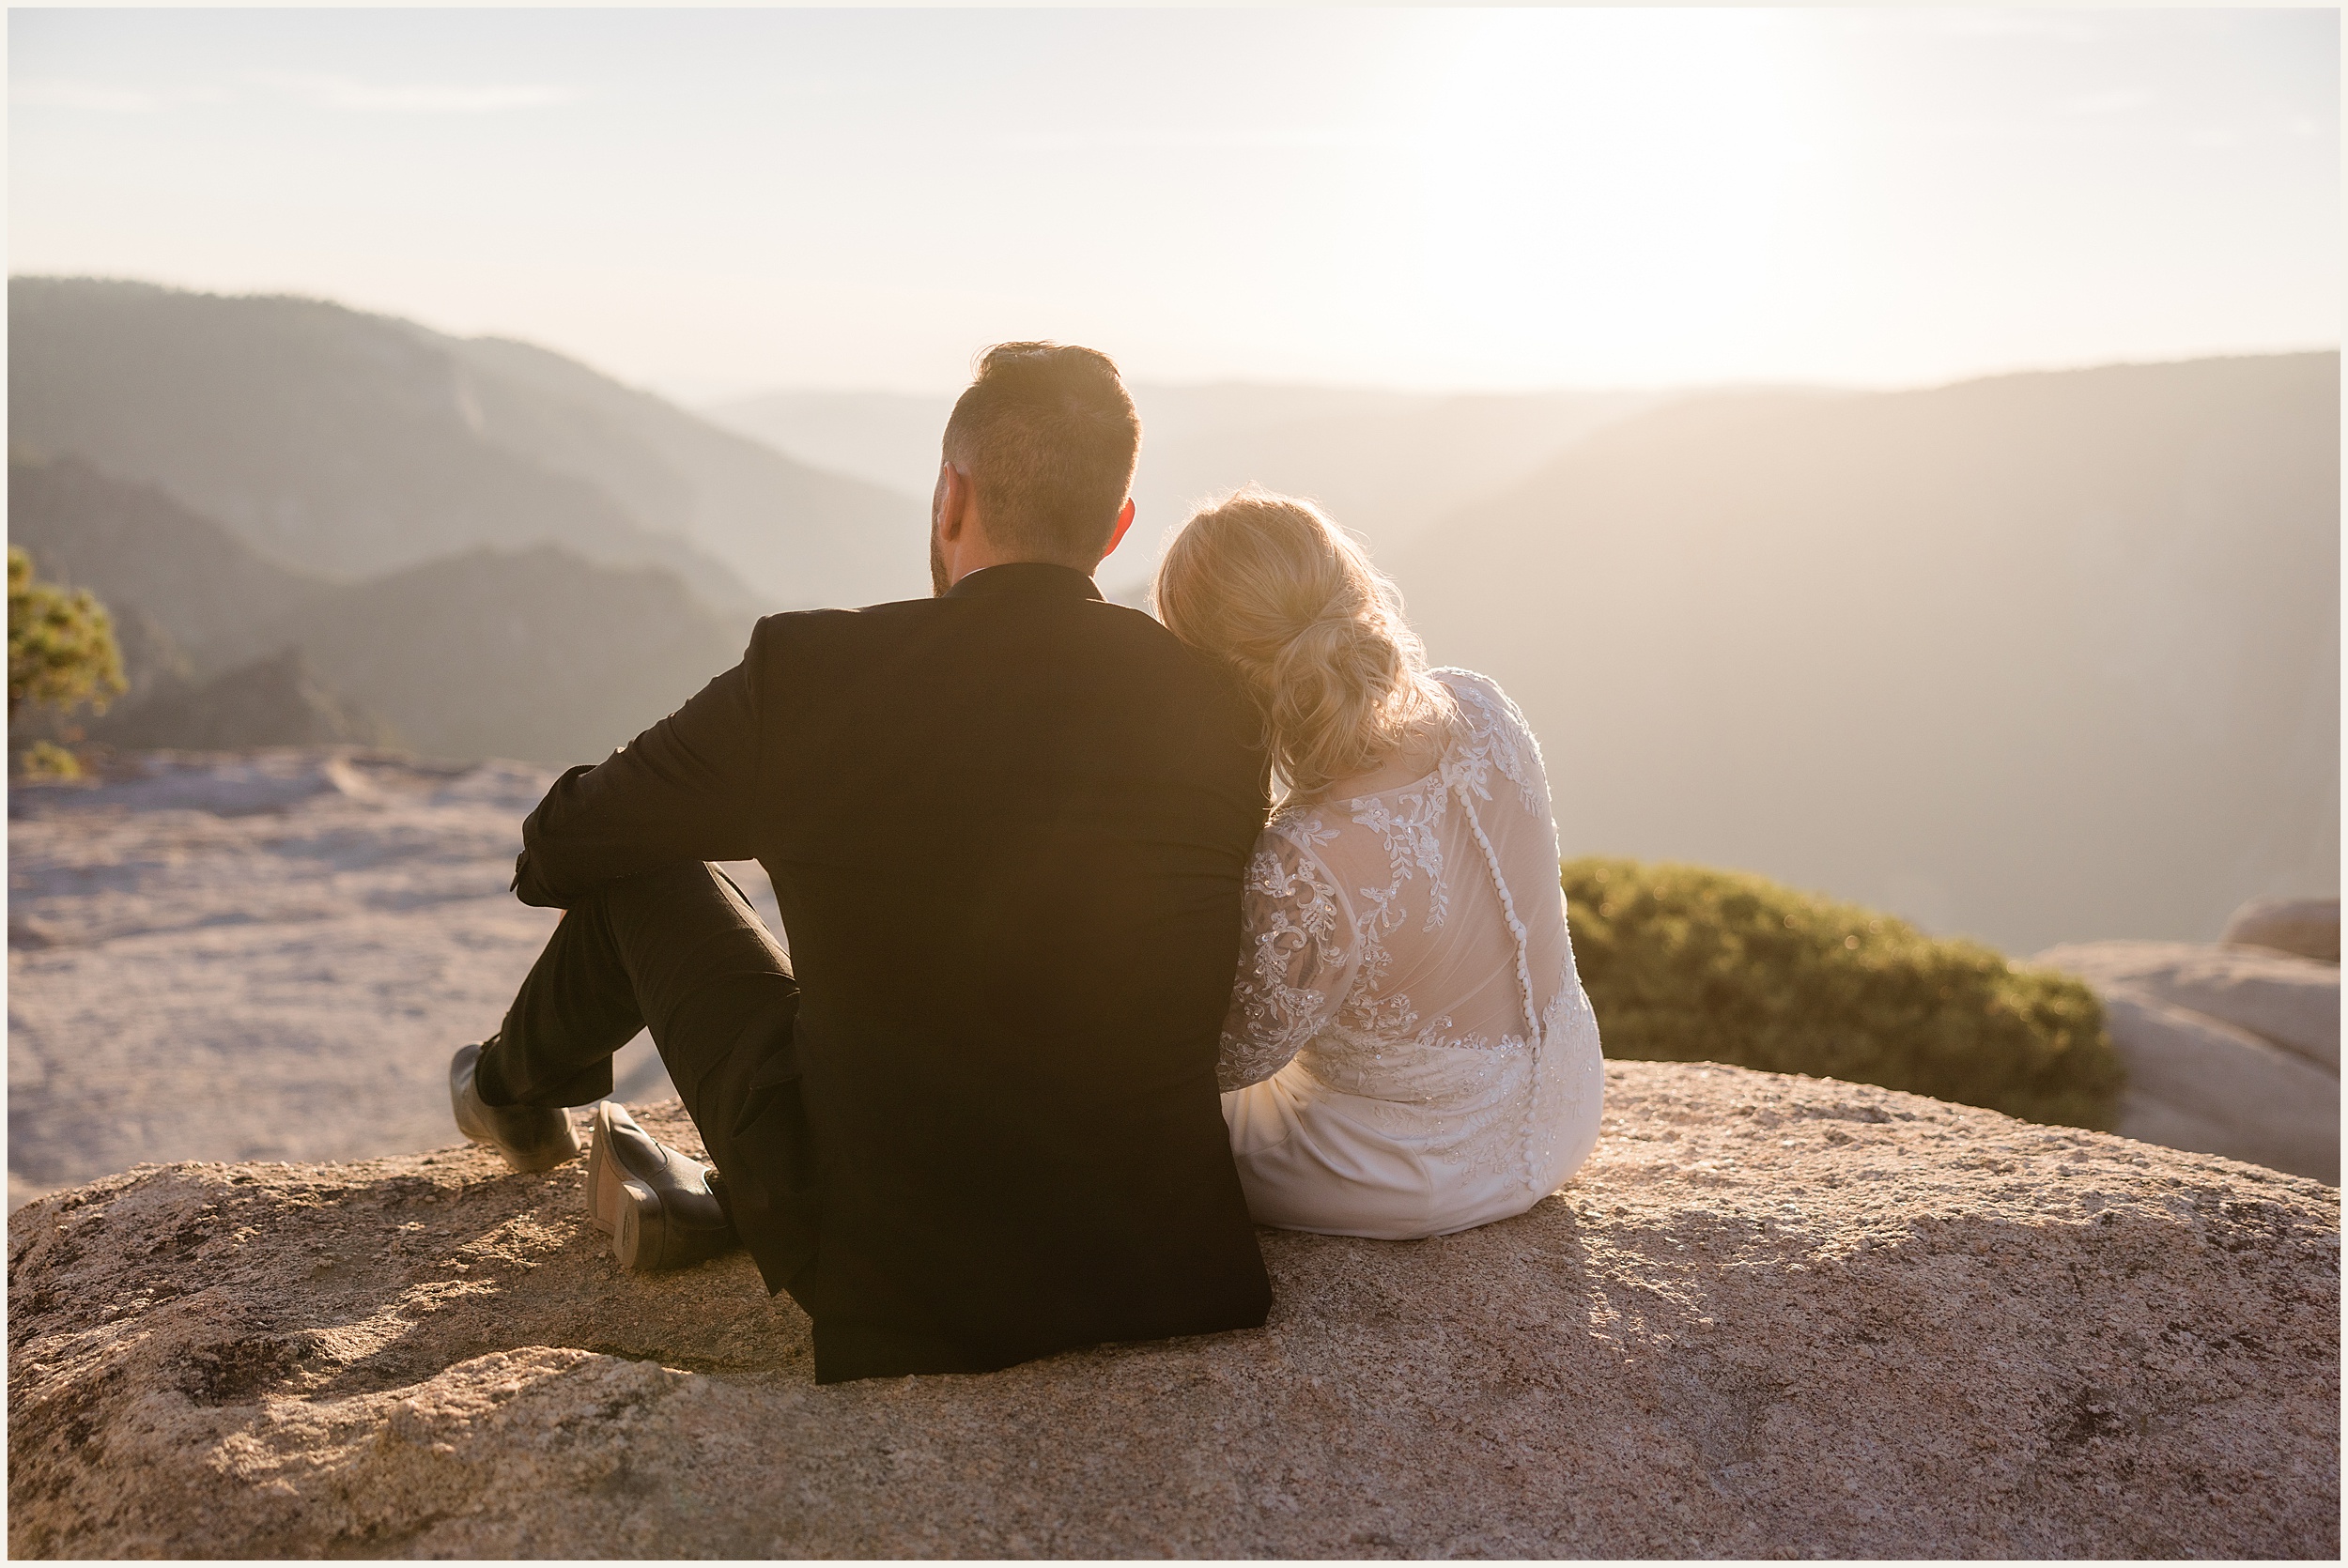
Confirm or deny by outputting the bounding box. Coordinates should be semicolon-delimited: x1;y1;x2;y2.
8;1062;2339;1558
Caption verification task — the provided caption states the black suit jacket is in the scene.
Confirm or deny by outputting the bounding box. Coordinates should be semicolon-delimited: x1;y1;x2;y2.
512;563;1274;1380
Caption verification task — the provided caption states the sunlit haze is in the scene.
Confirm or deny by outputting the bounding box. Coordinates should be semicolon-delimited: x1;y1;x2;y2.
7;6;2342;1330
10;6;2338;399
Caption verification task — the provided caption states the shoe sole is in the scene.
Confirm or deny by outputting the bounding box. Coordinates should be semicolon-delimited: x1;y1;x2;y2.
611;1175;672;1270
587;1101;624;1235
589;1100;734;1273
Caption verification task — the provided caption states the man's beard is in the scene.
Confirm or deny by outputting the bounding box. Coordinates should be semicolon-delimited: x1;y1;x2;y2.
929;528;950;597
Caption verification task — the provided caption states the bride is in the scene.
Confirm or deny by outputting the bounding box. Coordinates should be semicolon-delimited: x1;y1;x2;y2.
1155;488;1604;1239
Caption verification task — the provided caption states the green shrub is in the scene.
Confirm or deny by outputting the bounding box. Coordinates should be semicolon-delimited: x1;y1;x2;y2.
1564;856;2123;1130
8;545;123;722
17;739;83;779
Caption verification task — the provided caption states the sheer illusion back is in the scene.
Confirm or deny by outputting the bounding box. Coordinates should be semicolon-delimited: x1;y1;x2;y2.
1216;668;1604;1238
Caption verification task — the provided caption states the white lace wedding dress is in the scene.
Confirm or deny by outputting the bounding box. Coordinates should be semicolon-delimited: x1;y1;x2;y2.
1217;669;1604;1238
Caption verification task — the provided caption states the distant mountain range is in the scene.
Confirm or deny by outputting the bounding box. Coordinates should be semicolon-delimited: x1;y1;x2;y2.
10;451;742;764
703;383;1666;599
1386;352;2340;953
8;274;936;766
8;272;2332;951
8;277;930;614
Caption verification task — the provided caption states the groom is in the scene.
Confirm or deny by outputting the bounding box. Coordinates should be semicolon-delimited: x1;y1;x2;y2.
449;343;1274;1383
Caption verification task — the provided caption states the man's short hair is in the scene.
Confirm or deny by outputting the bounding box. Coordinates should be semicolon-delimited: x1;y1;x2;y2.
942;343;1140;565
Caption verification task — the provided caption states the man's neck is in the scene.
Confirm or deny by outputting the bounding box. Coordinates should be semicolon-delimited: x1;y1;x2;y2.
947;551;1091;591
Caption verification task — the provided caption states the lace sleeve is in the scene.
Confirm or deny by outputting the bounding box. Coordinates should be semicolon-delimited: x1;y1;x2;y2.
1216;818;1361;1092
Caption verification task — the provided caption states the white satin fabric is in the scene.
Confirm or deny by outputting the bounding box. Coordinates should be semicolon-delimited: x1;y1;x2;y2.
1217;669;1604;1239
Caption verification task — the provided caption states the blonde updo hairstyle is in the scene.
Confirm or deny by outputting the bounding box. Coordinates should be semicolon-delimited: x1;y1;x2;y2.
1155;486;1451;799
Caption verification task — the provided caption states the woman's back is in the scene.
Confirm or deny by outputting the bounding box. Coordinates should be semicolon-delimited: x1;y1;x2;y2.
1217;668;1605;1237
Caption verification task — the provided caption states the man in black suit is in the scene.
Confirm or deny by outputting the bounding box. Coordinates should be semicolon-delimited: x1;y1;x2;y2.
449;344;1275;1383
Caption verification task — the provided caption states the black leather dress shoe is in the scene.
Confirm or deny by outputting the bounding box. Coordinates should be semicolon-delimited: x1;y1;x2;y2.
586;1100;739;1272
450;1041;583;1173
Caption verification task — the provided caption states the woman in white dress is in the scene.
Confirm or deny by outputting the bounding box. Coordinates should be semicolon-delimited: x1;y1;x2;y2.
1154;488;1604;1239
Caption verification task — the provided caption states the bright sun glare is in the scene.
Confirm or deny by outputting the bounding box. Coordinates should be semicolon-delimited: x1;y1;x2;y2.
1407;11;1832;386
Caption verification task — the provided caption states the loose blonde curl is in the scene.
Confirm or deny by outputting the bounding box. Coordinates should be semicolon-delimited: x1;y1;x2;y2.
1154;486;1450;799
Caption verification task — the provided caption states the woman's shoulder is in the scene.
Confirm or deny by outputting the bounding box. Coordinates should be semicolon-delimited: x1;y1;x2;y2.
1429;667;1534;740
1429;665;1503;696
1428;667;1548;800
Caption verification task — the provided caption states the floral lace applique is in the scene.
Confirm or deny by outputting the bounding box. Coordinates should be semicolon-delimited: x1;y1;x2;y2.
1432;669;1543;817
1352;778;1452;934
1214;815;1354;1091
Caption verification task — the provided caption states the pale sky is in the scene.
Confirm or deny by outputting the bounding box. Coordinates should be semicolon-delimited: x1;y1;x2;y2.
8;6;2340;399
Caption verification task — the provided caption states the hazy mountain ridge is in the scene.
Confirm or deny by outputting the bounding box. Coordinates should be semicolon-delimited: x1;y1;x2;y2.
703;381;1673;597
1390;352;2340;952
455;338;932;611
267;545;744;765
7;277;927;616
8;274;918;763
100;648;403;753
9;451;743;765
8;450;330;669
703;389;949;500
1120;383;1667;560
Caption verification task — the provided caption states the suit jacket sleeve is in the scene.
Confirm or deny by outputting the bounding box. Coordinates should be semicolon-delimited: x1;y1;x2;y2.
511;624;768;908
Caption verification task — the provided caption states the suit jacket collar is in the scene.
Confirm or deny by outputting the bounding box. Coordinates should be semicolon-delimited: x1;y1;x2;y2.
945;562;1104;603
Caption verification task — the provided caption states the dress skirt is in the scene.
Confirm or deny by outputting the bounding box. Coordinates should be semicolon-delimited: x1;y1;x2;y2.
1220;1012;1606;1241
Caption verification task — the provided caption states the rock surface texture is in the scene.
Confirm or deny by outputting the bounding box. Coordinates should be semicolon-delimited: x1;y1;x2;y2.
9;1063;2338;1559
2040;937;2340;1183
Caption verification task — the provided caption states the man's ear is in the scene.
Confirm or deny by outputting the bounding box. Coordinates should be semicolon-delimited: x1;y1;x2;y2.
936;462;973;542
1100;498;1137;561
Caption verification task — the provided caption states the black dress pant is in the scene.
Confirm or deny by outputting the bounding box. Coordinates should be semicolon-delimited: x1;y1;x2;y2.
473;860;800;1204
